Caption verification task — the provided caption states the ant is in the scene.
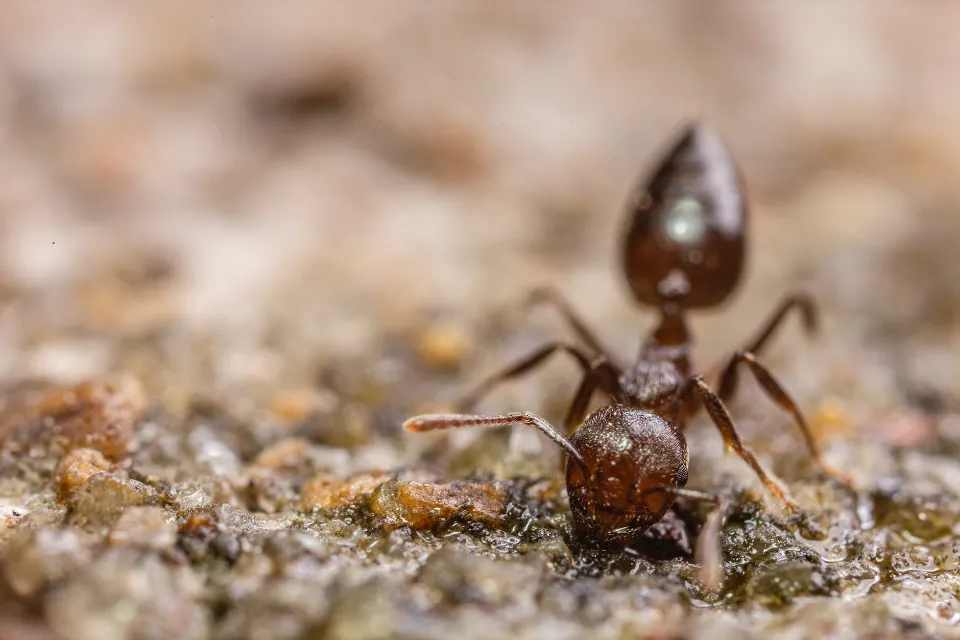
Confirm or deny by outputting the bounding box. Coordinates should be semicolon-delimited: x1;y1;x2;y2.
403;123;852;574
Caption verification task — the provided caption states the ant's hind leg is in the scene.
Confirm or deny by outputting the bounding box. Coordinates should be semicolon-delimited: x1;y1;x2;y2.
455;342;598;412
714;351;854;488
743;292;818;354
690;376;798;512
715;292;818;399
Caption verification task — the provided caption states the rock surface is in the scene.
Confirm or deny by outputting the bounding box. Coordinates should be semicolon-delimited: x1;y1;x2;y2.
0;3;960;639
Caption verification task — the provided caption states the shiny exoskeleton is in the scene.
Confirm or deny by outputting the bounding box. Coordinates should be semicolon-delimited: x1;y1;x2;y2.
403;123;852;552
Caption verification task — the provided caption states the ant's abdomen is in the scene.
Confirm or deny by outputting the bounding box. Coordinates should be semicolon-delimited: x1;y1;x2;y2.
622;123;747;310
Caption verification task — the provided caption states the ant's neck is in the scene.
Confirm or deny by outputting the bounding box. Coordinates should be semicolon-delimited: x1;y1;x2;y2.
641;303;692;376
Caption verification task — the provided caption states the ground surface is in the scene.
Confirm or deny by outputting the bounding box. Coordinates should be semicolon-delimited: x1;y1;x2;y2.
2;3;960;640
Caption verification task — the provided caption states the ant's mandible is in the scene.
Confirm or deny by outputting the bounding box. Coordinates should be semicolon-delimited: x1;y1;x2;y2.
403;123;852;557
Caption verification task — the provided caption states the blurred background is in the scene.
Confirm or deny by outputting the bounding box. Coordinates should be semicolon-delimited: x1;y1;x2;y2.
0;1;959;463
7;6;960;638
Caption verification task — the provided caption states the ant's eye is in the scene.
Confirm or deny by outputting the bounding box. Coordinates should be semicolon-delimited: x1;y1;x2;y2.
676;465;688;487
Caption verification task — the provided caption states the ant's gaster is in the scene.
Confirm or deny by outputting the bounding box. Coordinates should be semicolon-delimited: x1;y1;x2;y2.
403;123;851;581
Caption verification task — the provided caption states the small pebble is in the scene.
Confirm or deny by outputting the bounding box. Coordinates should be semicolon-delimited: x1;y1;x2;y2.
45;548;208;640
67;473;159;525
417;323;470;371
300;472;388;511
271;388;337;424
809;397;852;440
39;374;147;460
310;402;372;449
179;513;218;538
55;448;111;503
108;506;176;550
252;437;313;473
370;480;505;531
0;375;148;461
2;528;90;597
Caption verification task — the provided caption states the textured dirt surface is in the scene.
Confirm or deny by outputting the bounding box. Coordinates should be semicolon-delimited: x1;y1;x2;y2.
2;3;960;639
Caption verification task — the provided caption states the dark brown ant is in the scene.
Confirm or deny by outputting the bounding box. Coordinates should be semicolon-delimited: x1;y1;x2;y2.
403;123;851;578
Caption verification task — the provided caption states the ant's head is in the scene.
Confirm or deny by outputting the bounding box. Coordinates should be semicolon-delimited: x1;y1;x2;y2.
622;122;746;310
566;406;689;548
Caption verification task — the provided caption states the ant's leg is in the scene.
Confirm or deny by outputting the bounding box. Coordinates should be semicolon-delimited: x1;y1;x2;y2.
714;351;854;488
638;486;727;589
556;373;601;477
563;356;626;433
456;342;596;411
677;383;702;429
523;286;613;360
558;357;625;474
742;292;818;355
689;376;797;512
715;292;818;400
564;372;600;434
404;411;588;475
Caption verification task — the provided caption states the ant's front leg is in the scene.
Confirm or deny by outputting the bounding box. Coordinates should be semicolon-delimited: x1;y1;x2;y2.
563;356;625;434
455;342;595;412
549;356;623;476
713;351;854;488
689;376;798;513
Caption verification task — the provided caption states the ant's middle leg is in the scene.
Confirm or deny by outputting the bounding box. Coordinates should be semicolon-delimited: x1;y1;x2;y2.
523;286;614;362
689;376;798;512
713;351;854;488
455;341;597;412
